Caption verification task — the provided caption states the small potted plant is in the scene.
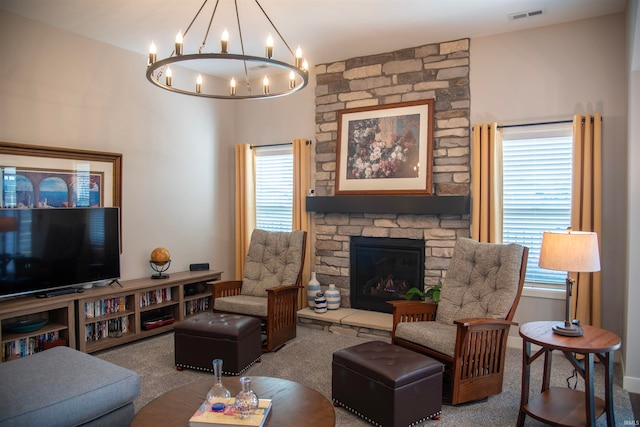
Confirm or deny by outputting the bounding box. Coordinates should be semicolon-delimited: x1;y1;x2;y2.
404;284;441;303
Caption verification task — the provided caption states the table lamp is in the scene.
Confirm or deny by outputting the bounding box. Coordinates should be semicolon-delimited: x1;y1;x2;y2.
538;229;600;337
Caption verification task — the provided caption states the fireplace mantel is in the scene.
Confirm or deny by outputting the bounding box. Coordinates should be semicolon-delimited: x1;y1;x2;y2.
306;195;469;215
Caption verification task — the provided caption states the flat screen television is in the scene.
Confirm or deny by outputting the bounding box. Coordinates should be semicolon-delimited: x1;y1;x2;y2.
0;207;120;299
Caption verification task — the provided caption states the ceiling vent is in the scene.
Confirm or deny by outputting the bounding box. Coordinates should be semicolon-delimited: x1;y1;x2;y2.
508;9;543;21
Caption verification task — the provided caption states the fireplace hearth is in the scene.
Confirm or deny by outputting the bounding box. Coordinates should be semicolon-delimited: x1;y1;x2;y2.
350;236;425;313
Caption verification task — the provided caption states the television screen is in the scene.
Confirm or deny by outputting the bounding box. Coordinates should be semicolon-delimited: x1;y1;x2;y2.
0;207;120;298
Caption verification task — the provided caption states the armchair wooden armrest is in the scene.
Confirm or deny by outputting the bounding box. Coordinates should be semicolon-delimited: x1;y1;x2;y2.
388;300;438;340
265;284;301;352
452;317;518;358
453;317;518;329
266;284;300;311
210;280;243;299
266;284;301;297
450;316;519;404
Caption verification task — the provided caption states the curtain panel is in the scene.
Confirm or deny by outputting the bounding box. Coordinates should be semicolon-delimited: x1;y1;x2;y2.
572;114;603;328
292;139;312;308
471;123;503;243
234;144;256;280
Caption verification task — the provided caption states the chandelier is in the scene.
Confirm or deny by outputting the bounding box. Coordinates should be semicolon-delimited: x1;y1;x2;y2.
146;0;309;100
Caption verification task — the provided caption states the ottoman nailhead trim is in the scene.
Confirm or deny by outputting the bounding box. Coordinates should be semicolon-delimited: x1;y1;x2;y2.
176;355;261;376
332;399;441;427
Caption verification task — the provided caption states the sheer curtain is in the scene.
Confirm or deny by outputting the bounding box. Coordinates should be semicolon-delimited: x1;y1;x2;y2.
234;144;256;280
572;114;603;327
292;139;312;308
471;123;503;243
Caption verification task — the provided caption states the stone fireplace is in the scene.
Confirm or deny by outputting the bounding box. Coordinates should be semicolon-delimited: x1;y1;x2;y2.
350;236;425;313
309;38;472;311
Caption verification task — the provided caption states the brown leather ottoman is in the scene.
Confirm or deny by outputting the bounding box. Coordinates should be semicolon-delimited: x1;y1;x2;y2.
332;341;443;427
174;312;261;375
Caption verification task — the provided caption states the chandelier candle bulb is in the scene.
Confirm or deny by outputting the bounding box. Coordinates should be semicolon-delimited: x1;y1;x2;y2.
148;42;157;65
302;59;309;71
221;29;228;54
263;76;269;94
196;74;202;93
289;71;296;89
230;78;236;96
175;31;183;55
295;46;302;68
266;34;274;58
165;67;172;86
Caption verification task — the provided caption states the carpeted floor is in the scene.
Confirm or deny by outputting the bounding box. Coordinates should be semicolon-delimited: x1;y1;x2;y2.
95;325;635;426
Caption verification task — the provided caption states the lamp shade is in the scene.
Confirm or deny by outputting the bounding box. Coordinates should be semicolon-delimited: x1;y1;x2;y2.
538;230;600;273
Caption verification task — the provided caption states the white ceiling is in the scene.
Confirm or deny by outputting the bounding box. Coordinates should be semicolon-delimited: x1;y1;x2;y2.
0;0;628;79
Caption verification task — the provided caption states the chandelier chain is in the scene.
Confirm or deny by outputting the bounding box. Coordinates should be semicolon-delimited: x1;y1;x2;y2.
199;0;221;54
183;0;210;48
253;0;295;57
234;0;251;91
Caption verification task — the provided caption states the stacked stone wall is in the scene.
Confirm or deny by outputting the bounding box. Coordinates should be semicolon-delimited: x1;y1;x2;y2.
312;39;472;307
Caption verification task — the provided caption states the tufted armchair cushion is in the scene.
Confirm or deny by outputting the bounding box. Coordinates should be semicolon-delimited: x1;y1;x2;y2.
240;229;305;297
435;237;525;326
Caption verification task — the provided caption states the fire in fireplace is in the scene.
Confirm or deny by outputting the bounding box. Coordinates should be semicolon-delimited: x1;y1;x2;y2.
350;236;425;313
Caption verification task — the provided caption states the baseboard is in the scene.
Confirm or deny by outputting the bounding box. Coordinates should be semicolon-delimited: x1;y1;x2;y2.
507;335;524;349
623;357;640;393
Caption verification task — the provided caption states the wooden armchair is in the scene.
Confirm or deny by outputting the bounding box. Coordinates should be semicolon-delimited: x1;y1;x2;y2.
211;229;306;352
389;238;528;405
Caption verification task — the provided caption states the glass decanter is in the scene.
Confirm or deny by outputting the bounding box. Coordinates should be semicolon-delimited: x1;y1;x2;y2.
235;376;259;419
206;359;230;411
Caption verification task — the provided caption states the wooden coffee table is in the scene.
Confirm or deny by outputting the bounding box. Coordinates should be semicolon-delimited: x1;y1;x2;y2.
131;376;336;427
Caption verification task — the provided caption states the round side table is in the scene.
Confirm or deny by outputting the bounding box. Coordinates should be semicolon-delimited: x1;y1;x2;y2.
517;320;621;427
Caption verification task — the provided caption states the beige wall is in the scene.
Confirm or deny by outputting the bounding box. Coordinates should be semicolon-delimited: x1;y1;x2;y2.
0;10;237;281
470;14;628;342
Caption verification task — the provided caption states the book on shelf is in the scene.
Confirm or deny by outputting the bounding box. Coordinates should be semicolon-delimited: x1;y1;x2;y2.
189;398;272;427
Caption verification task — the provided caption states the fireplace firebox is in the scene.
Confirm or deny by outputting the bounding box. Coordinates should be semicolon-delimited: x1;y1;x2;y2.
350;236;425;313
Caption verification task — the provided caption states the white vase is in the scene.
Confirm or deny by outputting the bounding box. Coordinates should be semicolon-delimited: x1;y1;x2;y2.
325;284;341;310
307;272;321;308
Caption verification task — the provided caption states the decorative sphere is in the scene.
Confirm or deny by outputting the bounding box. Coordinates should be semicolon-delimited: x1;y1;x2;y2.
150;247;171;266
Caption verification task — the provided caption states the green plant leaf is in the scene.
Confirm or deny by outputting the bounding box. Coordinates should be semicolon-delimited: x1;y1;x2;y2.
425;285;442;303
404;287;425;301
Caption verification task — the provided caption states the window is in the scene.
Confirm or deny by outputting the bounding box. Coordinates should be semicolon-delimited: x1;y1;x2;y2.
501;125;573;286
254;145;293;232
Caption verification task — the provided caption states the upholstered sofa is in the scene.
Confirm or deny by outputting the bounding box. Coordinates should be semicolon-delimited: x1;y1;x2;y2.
0;346;140;426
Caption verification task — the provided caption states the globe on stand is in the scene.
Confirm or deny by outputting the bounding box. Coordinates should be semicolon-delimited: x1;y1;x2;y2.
150;247;171;279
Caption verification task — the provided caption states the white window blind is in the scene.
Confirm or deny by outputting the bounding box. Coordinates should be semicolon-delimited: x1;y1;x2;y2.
502;126;573;286
254;145;293;232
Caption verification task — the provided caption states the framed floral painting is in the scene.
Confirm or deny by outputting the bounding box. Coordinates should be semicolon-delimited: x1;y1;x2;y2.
335;100;434;195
